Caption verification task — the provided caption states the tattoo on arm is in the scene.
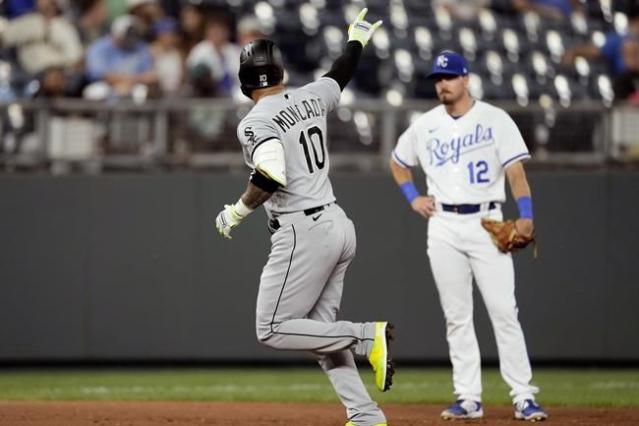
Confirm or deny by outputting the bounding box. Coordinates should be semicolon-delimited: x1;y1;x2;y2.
241;181;273;210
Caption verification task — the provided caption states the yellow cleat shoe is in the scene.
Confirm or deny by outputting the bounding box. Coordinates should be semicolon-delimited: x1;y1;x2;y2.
345;422;388;426
367;321;395;392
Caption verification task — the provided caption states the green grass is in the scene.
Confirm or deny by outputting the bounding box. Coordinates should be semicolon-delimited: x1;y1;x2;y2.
0;368;638;407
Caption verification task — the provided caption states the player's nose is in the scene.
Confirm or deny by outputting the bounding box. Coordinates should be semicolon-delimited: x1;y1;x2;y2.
435;80;448;91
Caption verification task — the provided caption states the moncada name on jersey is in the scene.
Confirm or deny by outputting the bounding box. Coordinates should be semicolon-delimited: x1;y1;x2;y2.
428;123;494;167
272;97;326;133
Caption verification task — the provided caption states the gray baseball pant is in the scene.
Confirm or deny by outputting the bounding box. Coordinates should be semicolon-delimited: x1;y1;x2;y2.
255;203;386;425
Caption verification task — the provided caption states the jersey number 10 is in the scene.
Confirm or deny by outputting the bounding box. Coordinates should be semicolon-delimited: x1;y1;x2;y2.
299;126;326;173
467;160;489;184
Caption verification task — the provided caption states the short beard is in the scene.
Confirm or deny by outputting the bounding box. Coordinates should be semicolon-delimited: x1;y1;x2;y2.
439;91;461;105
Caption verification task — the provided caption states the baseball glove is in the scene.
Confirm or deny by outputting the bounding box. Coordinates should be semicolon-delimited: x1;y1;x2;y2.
481;219;535;254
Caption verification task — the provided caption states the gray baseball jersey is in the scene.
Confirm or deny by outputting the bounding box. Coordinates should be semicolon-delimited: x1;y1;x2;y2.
238;77;386;425
237;77;339;216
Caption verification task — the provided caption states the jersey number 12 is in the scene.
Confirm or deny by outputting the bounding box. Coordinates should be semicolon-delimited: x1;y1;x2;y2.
299;126;325;173
468;160;489;184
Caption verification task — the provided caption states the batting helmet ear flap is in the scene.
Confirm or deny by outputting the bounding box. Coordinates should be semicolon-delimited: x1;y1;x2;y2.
239;39;284;98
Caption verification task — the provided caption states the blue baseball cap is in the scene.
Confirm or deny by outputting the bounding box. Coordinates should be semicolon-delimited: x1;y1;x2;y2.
153;17;178;36
427;51;469;79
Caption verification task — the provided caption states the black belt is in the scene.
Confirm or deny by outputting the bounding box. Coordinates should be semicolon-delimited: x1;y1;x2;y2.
303;204;327;216
441;202;497;214
269;203;331;232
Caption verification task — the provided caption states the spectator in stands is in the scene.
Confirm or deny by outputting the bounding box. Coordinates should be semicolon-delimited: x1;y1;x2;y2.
84;15;158;99
237;15;264;47
34;65;66;97
75;0;109;47
159;0;180;18
105;0;126;21
179;2;205;56
184;63;216;97
613;37;639;104
563;10;639;75
2;0;83;75
433;0;491;22
150;17;183;95
0;62;17;102
186;14;240;98
512;0;583;20
5;0;34;18
127;0;164;41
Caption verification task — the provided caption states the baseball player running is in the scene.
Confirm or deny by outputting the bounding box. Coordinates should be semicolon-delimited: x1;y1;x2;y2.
389;51;548;422
215;10;394;426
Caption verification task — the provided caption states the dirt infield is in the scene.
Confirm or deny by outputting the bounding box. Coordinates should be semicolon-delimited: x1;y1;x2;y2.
0;401;638;425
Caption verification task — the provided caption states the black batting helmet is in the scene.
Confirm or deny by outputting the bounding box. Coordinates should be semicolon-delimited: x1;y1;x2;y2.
238;39;284;98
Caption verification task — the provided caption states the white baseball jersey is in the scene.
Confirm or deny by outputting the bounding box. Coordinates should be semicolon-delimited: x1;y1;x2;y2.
237;77;341;216
392;101;530;204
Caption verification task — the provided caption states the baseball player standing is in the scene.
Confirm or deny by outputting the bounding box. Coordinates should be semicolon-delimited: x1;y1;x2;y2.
389;51;548;422
215;10;394;426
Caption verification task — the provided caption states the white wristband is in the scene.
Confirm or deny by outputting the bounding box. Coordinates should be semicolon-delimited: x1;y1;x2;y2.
234;198;254;218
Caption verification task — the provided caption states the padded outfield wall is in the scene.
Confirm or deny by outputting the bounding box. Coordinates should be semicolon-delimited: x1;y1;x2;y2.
0;171;637;362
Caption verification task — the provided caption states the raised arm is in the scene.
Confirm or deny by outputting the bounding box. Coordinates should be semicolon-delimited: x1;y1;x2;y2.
323;8;382;91
323;42;363;91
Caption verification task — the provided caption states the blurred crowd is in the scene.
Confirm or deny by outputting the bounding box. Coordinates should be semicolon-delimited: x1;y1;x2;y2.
435;0;639;103
0;0;637;166
0;0;264;102
0;0;637;103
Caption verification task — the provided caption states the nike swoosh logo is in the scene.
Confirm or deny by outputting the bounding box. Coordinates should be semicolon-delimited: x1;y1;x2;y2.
428;128;439;133
312;214;322;221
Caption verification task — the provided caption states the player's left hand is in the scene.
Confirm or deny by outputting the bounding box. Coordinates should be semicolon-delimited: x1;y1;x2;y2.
515;218;534;239
481;218;535;254
348;8;383;47
215;204;245;239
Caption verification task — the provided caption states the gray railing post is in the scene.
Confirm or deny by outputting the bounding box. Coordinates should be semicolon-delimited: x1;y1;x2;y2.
380;105;397;170
153;102;169;164
36;103;49;164
602;106;612;161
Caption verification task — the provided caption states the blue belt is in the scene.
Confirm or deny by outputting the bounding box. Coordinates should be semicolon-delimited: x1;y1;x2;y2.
441;202;497;214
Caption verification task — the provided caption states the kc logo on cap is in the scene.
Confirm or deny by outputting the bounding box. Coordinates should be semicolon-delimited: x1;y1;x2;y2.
436;55;449;68
428;51;470;79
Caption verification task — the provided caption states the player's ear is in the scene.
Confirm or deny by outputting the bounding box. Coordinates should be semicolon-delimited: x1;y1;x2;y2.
461;75;470;89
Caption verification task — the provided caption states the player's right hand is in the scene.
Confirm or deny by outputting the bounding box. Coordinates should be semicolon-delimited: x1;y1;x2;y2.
411;196;436;219
215;204;244;239
348;8;383;47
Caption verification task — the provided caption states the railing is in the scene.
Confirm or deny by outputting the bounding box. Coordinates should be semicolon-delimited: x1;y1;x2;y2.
0;98;636;173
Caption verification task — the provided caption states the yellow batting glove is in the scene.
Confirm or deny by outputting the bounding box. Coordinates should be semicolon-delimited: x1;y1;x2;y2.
215;200;253;239
348;8;383;47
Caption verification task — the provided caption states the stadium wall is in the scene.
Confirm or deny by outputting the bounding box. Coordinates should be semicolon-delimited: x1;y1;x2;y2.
0;171;637;362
